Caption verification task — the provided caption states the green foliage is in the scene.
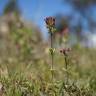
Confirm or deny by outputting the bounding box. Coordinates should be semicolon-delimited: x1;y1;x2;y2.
4;0;20;15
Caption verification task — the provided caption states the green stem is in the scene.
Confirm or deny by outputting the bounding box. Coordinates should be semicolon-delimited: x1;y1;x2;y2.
51;32;54;81
64;54;68;84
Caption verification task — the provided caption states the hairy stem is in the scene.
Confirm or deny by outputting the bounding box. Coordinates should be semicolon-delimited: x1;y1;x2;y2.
64;54;68;84
51;32;54;81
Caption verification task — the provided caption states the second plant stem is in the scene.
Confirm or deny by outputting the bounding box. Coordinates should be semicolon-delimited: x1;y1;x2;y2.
64;54;68;84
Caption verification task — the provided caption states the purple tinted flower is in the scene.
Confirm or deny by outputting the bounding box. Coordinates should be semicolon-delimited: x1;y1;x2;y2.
44;17;55;27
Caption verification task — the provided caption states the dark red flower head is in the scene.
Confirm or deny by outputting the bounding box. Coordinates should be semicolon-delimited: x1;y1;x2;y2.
44;17;55;27
60;48;71;55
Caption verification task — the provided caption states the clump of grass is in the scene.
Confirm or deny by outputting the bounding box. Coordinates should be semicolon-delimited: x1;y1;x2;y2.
0;16;95;96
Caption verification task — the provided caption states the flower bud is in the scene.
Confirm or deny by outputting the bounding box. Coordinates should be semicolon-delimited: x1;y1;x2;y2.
60;48;71;55
44;17;55;27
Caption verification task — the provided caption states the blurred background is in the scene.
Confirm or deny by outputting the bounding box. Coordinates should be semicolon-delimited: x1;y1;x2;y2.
0;0;96;79
1;0;96;46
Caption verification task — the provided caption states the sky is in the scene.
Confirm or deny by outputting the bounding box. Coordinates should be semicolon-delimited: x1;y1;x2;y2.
0;0;73;37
